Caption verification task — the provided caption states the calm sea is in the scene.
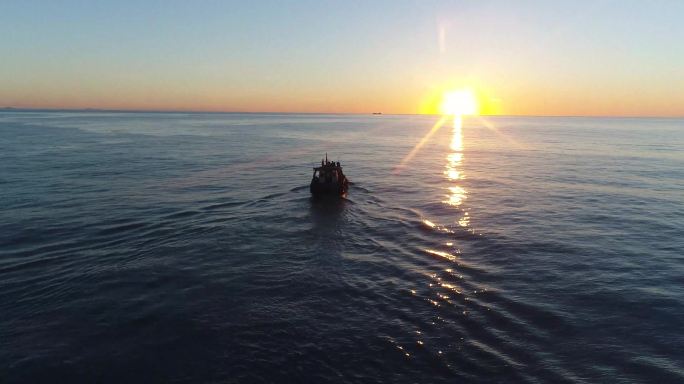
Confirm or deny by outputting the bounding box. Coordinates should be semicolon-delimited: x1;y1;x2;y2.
1;112;683;383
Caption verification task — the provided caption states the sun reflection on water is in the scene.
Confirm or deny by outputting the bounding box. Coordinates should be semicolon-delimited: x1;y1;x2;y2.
443;117;469;229
399;111;485;368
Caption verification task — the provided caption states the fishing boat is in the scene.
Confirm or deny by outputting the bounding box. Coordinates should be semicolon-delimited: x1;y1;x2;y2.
310;154;349;196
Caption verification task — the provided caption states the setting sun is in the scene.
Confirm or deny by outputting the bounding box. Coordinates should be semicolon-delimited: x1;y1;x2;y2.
440;89;479;116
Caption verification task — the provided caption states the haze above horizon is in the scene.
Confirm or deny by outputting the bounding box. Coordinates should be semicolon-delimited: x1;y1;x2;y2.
2;1;683;117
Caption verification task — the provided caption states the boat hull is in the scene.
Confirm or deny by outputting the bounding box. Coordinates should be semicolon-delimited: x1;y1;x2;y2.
310;179;348;196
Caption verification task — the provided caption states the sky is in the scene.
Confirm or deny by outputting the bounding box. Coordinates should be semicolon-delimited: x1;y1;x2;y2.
1;0;683;116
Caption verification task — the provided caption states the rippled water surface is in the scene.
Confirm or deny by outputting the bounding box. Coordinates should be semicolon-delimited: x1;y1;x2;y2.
1;112;683;383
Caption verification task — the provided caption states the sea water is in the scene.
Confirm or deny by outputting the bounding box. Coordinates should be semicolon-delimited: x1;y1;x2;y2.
1;112;683;383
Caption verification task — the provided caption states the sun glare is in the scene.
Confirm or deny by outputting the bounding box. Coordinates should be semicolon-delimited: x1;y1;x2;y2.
396;88;480;173
440;89;478;116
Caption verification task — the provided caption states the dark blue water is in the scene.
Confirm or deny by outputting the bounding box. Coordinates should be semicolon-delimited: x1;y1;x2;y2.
1;112;683;383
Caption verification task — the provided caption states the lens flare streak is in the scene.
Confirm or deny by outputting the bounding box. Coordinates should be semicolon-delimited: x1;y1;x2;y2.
394;116;448;173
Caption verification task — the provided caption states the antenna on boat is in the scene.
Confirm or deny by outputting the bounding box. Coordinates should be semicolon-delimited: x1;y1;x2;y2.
325;153;328;163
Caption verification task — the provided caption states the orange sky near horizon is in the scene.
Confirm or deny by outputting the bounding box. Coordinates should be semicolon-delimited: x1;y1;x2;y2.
5;78;682;117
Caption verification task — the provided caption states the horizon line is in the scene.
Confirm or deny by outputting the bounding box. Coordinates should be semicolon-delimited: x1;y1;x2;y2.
2;106;682;119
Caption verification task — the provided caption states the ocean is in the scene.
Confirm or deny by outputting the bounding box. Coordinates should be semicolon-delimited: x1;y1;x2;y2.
1;112;683;383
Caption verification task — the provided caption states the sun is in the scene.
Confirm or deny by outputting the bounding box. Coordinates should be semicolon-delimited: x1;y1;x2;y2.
440;89;479;116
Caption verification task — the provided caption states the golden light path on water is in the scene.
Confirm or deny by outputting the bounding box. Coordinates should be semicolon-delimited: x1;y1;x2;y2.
444;115;470;228
397;110;492;363
411;115;474;363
